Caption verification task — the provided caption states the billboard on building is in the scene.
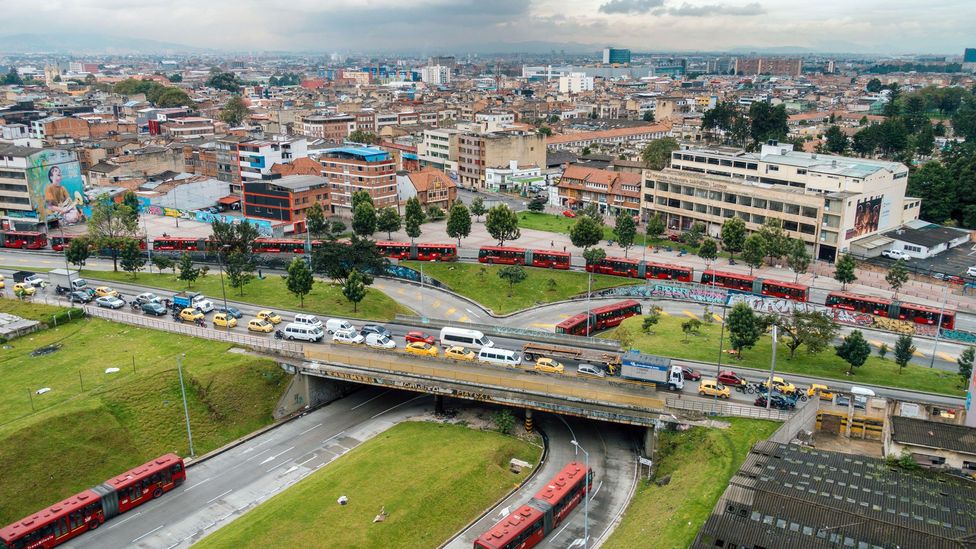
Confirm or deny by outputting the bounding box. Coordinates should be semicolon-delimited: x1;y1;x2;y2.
25;149;86;225
850;196;882;239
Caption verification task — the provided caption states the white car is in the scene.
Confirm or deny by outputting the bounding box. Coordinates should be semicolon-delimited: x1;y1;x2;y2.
23;274;46;287
332;329;365;345
365;333;396;349
134;292;160;305
95;296;125;309
881;249;911;261
967;266;976;278
576;364;606;378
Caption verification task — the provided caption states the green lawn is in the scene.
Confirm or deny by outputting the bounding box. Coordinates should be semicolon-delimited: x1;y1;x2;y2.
401;261;634;315
603;418;778;548
517;212;705;255
0;299;290;525
196;421;543;549
609;315;964;396
0;297;82;324
81;270;413;321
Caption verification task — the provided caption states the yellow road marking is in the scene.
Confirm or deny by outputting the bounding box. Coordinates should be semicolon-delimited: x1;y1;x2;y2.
558;314;571;319
432;300;441;309
458;315;470;322
913;349;926;358
397;288;406;295
712;313;723;323
446;307;456;315
530;323;556;329
938;352;956;362
659;310;669;316
683;310;697;319
869;340;884;348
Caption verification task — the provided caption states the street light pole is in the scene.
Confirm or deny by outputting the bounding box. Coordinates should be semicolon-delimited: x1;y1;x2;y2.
767;325;778;410
216;247;229;314
587;271;593;336
176;353;195;457
571;439;590;549
143;213;153;273
929;282;950;368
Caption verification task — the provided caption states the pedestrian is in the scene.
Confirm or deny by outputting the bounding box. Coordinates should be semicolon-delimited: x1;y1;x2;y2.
258;268;263;279
550;240;554;247
563;245;566;252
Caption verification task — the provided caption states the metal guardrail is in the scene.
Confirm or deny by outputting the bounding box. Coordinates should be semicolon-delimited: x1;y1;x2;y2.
393;314;622;351
665;397;793;421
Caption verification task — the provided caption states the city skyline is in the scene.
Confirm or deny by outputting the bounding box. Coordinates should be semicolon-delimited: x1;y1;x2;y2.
0;0;972;55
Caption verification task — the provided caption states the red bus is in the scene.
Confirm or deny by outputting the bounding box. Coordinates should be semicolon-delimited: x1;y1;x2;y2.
896;302;956;330
377;241;457;261
1;231;48;250
555;313;591;337
376;241;412;259
586;256;640;278
0;454;185;549
529;250;571;269
643;261;693;282
153;237;206;251
591;300;642;330
474;461;593;549
479;246;527;265
825;291;891;317
478;246;571;269
761;279;809;302
252;238;307;254
701;269;755;292
50;234;82;252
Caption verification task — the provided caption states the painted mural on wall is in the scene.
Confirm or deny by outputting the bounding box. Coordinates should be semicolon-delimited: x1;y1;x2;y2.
726;292;829;315
25;150;87;225
144;205;273;237
594;282;726;305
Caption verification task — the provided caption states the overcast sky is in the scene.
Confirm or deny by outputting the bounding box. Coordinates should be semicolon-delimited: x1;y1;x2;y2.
1;0;972;54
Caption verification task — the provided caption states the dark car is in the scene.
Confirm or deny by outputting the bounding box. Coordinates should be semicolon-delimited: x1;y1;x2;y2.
404;330;435;345
754;394;796;410
142;302;168;316
67;290;92;304
680;366;702;381
717;370;747;387
361;324;391;338
217;306;243;319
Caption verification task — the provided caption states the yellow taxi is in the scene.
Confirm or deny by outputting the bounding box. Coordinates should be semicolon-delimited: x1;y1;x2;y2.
247;319;275;333
179;308;204;322
213;313;237;328
444;346;476;361
0;274;5;289
534;357;565;374
404;341;438;357
94;286;119;298
13;282;35;296
698;379;730;399
256;310;282;325
762;376;797;395
807;383;834;401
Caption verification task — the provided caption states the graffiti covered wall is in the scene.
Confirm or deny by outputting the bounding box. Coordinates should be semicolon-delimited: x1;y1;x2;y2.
594;282;726;305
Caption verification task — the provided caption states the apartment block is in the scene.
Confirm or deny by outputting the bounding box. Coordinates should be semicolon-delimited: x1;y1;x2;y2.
558;72;595;94
457;131;546;189
420;65;451;86
238;137;309;185
319;146;397;213
640;142;919;262
215;136;244;190
301;114;356;141
0;144;41;216
556;164;641;217
418;128;460;173
545;122;672;151
734;57;803;77
242;174;330;232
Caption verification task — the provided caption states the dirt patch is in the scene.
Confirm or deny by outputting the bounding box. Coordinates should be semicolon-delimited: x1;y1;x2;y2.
30;344;62;357
811;430;883;458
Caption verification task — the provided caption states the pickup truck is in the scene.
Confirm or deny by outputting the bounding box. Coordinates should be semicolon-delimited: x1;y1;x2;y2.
171;292;214;313
13;271;46;287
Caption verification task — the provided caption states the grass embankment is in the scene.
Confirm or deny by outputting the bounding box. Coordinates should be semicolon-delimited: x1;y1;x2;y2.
401;261;633;315
604;418;778;548
0;298;82;323
196;421;542;549
82;270;413;321
609;315;964;396
517;211;704;254
0;299;290;525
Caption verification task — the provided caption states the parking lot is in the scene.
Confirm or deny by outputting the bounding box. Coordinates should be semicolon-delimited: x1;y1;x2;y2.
867;242;976;281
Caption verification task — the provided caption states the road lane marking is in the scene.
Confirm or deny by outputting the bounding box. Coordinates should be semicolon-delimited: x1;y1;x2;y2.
107;512;141;529
432;300;441;308
183;477;213;492
321;432;346;446
548;520;574;543
465;308;477;315
869;340;883;348
397;288;405;295
371;394;426;419
299;422;323;435
683;310;698;319
297;455;319;467
351;389;391;410
712;313;723;323
446;307;456;315
530;323;555;329
259;446;295;465
243;447;275;462
938;352;956;362
206;489;233;504
913;349;926;358
132;525;163;543
459;315;470;322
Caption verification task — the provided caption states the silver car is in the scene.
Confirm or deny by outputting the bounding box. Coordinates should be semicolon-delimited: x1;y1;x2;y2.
95;296;125;309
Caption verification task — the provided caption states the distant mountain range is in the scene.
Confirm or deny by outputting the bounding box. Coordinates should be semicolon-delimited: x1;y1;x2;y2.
0;33;203;54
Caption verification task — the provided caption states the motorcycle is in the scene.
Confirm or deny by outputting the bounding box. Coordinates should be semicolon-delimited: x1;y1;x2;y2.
274;330;284;340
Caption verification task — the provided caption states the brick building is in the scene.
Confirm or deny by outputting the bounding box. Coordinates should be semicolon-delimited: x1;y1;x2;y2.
556;164;641;217
242;174;330;232
319;146;397;213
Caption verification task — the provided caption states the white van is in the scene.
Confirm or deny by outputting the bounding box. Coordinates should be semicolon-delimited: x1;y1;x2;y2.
477;347;522;367
365;333;396;349
440;327;494;349
294;314;323;329
283;322;324;342
326;318;354;334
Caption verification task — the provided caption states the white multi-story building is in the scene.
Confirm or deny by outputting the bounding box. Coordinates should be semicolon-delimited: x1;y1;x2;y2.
418;128;460;174
485;161;543;193
237;137;309;183
558;72;595;94
420;65;451;86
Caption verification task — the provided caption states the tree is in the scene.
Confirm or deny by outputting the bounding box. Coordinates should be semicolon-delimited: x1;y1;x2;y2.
284;257;314;307
681;222;705;248
786;239;811;283
152;255;175;274
305;202;328;236
177;253;200;289
681;318;703;342
907;161;953;223
224;251;254;296
834;253;858;290
469;197;487;222
885;259;910;297
824;125;848;154
646;213;665;242
642;306;662;334
952;95;976;141
757;218;788;264
210;219;258;255
776;310;838;359
377;206;401;239
493;409;516;435
878;343;889;360
497;265;527;297
727;302;761;358
154;88;191;108
485;205;520;246
348;129;379;145
640;137;680;171
894;334;916;375
748;102;788;145
958;347;975;387
614;212;637;257
581;146;592;156
642;111;654;122
835;330;871;375
350;190;374;211
852;125;881;156
312;236;387;285
570;215;604;249
352;201;377;237
913;122;935;157
3;68;23;85
206;71;243;93
168;73;183;83
742;234;765;275
65;237;91;269
580;203;603;225
538;126;552;137
404;197;425;243
698;238;718;264
342;269;368;312
720;217;746;260
446;202;472;246
88;200;139;271
582;247;607;267
119;239;146;278
866;78;883;93
426;205;446;221
219;95;249;126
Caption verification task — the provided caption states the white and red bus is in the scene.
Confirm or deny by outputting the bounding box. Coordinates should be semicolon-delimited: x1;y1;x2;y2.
0;454;185;549
1;230;48;250
478;246;571;269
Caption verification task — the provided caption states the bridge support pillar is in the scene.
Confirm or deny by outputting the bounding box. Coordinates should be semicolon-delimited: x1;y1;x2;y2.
274;372;357;419
434;394;445;415
524;409;534;433
643;423;657;460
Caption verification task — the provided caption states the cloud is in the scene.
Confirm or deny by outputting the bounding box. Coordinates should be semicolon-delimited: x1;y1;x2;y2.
598;0;665;15
666;2;766;17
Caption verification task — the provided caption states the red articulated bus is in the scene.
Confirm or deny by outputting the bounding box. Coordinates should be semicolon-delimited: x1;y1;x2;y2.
555;313;592;337
825;291;891;317
586;256;640;278
1;230;48;250
643;260;692;282
252;238;308;254
152;236;207;251
0;454;185;549
760;279;809;302
701;269;755;292
473;461;593;549
377;241;457;261
897;302;956;330
478;246;571;269
701;270;809;302
50;234;84;252
555;300;642;336
826;291;955;330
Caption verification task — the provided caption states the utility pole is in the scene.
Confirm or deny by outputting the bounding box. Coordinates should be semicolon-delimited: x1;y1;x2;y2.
177;354;195;457
929;282;949;368
767;325;778;410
